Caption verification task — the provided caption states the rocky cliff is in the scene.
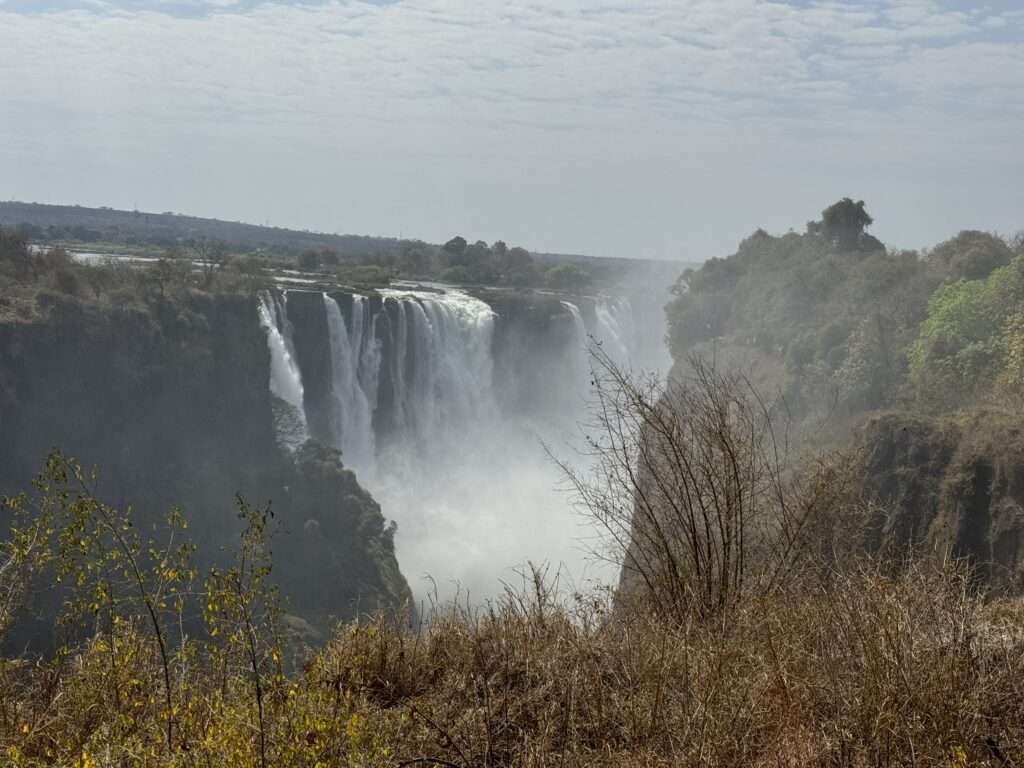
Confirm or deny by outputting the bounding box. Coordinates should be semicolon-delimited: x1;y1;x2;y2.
857;410;1024;591
0;290;411;642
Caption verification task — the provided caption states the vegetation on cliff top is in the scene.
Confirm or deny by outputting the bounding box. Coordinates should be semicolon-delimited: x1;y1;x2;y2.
0;201;617;305
666;199;1024;423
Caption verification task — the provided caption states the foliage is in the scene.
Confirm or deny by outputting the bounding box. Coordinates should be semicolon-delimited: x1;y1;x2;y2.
664;200;1024;421
1;452;285;767
544;262;592;291
204;499;282;768
0;228;32;278
3;490;1024;766
297;249;321;271
556;348;850;622
3;403;1024;768
928;230;1014;281
0;225;276;323
908;257;1024;405
814;197;875;252
188;239;227;289
665;207;936;422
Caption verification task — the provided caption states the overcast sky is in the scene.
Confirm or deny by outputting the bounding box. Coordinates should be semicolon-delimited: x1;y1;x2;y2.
1;0;1021;260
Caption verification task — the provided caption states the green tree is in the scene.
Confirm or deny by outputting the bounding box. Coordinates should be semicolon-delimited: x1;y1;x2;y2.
0;226;32;277
33;452;195;753
443;235;467;258
928;230;1013;281
820;198;874;252
545;263;592;291
908;258;1024;402
204;499;282;768
297;249;321;271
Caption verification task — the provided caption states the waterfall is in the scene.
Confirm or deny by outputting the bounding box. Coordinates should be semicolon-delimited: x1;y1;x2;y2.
561;299;590;379
323;294;375;470
378;288;497;446
593;297;634;368
389;298;409;436
561;297;637;371
359;299;383;416
257;291;308;450
261;284;642;602
292;290;499;462
561;300;586;341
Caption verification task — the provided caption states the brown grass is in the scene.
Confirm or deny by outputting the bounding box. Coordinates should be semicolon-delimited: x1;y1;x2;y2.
2;560;1023;767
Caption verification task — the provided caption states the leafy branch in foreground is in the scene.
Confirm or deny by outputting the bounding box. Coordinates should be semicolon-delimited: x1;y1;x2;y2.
47;453;195;753
204;497;283;768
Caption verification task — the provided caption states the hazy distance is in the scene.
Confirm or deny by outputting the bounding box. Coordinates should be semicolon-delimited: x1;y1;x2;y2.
2;0;1023;260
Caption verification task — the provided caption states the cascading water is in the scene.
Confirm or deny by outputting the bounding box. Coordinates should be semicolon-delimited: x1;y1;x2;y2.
261;284;650;602
560;299;593;390
593;297;635;368
323;294;375;470
257;291;308;450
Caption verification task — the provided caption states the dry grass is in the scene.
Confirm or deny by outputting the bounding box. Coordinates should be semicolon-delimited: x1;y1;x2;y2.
2;561;1023;767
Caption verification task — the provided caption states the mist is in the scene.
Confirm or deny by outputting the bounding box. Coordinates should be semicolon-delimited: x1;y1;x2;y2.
254;278;672;605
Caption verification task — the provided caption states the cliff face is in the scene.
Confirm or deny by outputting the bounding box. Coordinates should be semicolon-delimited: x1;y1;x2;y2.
857;410;1024;590
487;291;583;423
0;291;411;641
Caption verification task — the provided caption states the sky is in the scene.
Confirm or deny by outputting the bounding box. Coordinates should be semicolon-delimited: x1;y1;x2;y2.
0;0;1022;260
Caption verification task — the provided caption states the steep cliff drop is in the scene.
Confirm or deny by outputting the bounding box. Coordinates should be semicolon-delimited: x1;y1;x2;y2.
265;286;650;602
857;410;1024;590
0;292;412;646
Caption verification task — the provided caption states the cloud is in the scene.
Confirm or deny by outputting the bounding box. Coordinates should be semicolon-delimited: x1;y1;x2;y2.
0;0;1021;257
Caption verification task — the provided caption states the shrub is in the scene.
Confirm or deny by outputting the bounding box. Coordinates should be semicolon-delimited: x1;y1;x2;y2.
2;452;1024;766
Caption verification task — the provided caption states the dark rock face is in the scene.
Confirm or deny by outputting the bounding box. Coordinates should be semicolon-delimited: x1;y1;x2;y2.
487;291;582;423
284;290;334;447
857;411;1024;590
278;441;410;626
0;291;411;644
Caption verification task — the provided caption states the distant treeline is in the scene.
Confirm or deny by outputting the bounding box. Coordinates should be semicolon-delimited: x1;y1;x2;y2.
0;201;676;291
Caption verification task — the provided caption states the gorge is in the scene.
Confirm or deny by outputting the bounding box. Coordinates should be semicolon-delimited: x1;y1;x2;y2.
257;284;665;602
0;273;670;640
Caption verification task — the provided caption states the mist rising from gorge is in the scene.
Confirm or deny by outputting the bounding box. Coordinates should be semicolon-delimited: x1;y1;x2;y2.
259;281;671;604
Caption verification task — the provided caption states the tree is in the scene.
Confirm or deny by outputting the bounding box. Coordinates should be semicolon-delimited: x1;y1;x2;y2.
443;236;467;257
545;262;592;291
929;230;1013;281
189;238;227;287
0;226;32;277
147;258;191;300
204;499;281;768
555;348;839;622
504;246;532;271
500;246;536;286
820;198;874;252
399;247;429;276
38;452;195;753
297;249;321;271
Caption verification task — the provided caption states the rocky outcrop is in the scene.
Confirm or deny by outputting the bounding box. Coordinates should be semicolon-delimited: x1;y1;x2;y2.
0;290;411;644
857;410;1024;590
